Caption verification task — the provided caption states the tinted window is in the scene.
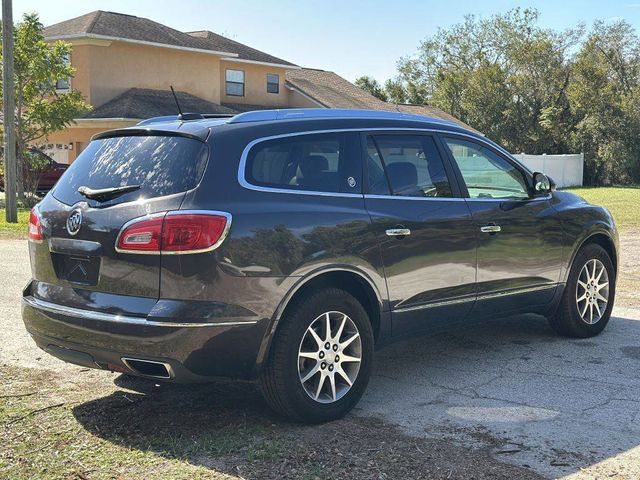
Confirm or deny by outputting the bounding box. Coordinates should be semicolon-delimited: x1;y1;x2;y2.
366;138;391;195
53;135;208;206
444;138;529;199
246;133;355;193
367;135;452;197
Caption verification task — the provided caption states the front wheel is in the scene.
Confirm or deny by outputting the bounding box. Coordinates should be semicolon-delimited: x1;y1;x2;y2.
260;288;374;423
548;243;616;337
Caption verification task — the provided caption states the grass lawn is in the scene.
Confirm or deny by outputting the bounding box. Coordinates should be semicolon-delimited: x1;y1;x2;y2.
565;186;640;229
0;209;30;239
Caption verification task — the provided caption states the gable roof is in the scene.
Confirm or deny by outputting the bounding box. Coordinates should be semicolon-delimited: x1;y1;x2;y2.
186;30;296;66
44;11;296;67
285;68;389;110
286;68;480;133
84;88;237;119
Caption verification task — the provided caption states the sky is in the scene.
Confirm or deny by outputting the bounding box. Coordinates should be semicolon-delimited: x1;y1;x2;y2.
9;0;640;83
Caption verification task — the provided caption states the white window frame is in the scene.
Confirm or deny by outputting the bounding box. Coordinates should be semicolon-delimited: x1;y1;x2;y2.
225;69;245;97
266;73;279;94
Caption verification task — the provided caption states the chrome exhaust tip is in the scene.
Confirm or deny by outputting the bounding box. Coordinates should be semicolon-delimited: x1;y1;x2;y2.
121;357;173;379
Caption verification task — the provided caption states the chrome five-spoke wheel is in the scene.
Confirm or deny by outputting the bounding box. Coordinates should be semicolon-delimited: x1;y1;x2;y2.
298;311;362;403
576;258;610;325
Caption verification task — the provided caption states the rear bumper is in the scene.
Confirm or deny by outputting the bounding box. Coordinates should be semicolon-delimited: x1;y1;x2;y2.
22;293;269;382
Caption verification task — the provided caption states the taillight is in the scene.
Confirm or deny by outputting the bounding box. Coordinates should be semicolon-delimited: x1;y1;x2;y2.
116;211;231;254
116;215;163;252
28;208;42;241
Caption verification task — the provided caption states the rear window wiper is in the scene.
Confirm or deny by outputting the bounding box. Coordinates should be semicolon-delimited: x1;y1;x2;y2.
77;184;141;202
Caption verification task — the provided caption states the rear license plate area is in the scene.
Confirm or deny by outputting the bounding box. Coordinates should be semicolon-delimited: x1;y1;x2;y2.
51;253;101;286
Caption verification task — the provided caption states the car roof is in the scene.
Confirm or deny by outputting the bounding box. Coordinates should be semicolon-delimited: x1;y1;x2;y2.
93;108;478;142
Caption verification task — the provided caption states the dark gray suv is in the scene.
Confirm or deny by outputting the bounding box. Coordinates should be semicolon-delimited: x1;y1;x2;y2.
22;109;618;423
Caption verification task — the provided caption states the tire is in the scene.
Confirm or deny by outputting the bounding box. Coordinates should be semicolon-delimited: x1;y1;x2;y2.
548;243;616;338
260;287;374;423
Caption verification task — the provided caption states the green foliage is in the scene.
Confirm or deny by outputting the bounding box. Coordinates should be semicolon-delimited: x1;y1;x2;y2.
0;12;91;198
356;9;640;185
354;75;387;101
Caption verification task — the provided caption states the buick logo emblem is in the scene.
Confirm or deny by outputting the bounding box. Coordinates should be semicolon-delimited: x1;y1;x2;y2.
66;209;83;236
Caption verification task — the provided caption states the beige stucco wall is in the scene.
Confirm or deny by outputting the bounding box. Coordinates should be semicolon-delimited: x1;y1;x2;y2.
68;40;223;108
219;61;291;107
40;120;137;162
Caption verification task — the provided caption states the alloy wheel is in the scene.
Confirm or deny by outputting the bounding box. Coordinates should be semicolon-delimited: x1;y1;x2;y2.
297;311;362;404
576;258;609;325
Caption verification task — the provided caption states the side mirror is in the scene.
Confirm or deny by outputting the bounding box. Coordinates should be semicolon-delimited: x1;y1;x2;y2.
533;172;554;194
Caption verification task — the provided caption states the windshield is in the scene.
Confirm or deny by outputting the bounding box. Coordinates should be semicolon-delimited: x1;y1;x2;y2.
52;135;208;206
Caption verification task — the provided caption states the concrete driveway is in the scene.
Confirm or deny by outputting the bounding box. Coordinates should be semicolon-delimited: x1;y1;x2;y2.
2;238;639;479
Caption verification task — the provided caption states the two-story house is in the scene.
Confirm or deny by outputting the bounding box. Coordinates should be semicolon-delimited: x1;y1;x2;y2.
42;11;474;163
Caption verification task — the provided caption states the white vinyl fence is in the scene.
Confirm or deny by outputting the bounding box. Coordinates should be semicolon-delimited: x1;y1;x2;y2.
512;153;584;188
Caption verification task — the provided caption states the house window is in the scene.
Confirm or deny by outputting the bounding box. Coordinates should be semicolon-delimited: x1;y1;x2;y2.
56;53;70;90
267;73;279;94
225;69;245;96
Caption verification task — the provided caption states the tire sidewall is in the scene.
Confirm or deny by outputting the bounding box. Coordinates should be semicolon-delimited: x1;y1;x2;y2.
565;244;616;336
279;289;374;422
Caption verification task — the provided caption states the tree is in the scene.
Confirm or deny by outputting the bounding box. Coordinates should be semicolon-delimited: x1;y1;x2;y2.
567;21;640;184
1;12;91;204
354;75;387;101
360;8;640;185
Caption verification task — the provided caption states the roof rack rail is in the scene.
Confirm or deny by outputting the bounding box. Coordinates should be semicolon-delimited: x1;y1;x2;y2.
227;108;458;126
137;113;234;126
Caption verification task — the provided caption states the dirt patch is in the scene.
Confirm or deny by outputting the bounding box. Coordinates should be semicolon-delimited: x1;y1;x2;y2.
0;366;543;480
617;229;640;309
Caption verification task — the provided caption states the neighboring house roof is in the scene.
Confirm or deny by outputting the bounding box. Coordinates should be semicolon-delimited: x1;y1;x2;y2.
285;68;480;133
187;30;296;67
84;88;237;119
393;103;482;134
285;68;390;110
44;11;296;67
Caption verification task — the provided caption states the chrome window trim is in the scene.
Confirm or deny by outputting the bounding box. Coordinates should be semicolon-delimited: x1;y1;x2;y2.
237;127;531;198
114;210;233;255
364;194;466;202
23;296;258;327
393;283;556;313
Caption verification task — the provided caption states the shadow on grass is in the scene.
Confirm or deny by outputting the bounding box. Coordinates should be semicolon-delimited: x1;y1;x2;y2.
70;311;640;478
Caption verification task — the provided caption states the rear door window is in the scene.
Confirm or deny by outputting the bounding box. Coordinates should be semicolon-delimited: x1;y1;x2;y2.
245;132;360;194
366;134;453;197
53;135;209;206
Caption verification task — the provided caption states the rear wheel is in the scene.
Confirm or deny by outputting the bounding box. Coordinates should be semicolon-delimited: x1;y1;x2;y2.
548;243;615;337
260;288;374;423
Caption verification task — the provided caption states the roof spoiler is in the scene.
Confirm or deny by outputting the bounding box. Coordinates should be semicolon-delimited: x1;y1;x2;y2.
137;113;234;126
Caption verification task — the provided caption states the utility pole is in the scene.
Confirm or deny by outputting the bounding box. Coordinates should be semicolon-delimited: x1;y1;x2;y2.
2;0;17;222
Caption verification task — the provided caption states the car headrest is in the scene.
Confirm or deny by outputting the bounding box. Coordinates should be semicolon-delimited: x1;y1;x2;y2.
386;162;418;194
299;155;329;177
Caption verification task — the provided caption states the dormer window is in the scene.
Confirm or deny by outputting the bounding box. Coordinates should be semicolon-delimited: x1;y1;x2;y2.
267;73;279;94
225;69;245;96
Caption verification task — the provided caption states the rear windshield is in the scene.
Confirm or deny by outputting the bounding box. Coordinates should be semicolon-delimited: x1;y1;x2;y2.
53;135;208;206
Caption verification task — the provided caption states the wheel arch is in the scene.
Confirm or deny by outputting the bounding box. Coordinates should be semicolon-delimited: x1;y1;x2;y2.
254;267;385;372
566;230;618;283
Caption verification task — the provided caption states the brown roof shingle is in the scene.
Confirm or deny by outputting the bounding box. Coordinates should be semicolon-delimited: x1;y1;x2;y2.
84;88;237;119
285;69;480;133
186;30;296;66
44;11;296;66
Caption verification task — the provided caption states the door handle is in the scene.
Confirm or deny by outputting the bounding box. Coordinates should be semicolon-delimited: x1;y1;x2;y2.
386;228;411;237
480;225;501;233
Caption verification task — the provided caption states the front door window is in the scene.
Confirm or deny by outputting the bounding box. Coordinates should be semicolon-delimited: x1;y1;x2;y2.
443;138;529;200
